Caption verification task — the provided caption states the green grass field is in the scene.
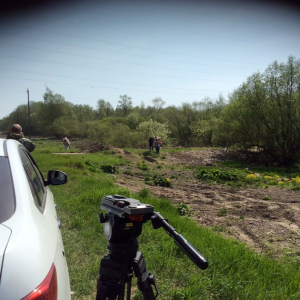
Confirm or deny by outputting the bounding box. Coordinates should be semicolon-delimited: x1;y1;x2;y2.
33;140;300;300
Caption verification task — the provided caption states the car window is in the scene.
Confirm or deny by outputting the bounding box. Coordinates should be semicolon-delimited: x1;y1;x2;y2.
0;157;16;223
19;147;46;212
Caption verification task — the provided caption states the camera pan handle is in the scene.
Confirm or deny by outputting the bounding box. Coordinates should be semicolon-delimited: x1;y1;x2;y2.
151;212;208;270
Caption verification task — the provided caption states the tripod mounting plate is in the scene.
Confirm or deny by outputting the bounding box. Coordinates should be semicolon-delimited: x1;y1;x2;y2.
101;195;154;217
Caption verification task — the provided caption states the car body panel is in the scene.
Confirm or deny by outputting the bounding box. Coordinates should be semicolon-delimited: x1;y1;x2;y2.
0;156;15;224
0;139;71;300
0;225;11;276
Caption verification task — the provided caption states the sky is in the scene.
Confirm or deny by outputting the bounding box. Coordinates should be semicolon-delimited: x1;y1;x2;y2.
0;0;300;119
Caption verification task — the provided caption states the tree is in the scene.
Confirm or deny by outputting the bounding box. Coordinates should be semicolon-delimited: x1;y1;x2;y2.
152;97;165;110
28;101;45;136
73;104;96;122
97;99;114;119
137;119;170;147
87;117;133;147
191;96;227;146
52;116;81;138
116;95;133;117
6;105;28;134
163;103;198;147
135;101;149;119
126;112;143;130
41;87;74;136
219;56;300;167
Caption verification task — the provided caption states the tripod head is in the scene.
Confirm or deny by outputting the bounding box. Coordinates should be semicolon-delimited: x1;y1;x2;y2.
99;195;208;270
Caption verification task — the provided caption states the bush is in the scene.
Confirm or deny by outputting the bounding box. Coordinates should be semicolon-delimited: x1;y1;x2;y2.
195;168;240;182
152;176;171;187
101;165;118;174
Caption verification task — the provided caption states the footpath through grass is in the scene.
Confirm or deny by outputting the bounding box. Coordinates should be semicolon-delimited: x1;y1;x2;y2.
33;140;300;300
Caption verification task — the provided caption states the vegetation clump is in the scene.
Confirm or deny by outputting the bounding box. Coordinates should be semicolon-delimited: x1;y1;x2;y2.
145;175;172;187
194;165;300;190
218;207;228;216
137;161;149;171
153;176;171;187
176;202;191;216
101;164;118;174
195;167;240;182
85;161;118;174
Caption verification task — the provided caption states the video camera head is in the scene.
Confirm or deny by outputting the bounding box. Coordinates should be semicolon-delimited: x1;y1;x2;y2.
99;195;208;270
99;195;154;243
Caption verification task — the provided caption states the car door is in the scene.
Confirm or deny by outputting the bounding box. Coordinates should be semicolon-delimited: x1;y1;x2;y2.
18;147;71;300
0;142;71;300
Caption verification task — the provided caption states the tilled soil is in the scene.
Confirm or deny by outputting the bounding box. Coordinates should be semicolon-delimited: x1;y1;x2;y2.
112;148;300;258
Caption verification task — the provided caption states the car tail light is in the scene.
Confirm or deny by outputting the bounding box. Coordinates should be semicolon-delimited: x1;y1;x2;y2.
22;264;57;300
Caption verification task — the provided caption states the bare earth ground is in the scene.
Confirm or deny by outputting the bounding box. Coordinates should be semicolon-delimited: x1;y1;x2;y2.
106;147;300;259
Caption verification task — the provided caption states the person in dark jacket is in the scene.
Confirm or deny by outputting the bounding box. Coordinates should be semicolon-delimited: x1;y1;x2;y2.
148;137;154;152
6;124;36;152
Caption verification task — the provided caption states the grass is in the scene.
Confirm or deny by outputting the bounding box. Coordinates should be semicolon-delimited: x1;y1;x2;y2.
32;139;300;299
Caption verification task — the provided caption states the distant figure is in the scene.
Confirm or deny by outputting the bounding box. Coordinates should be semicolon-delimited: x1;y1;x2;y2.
149;137;154;152
155;138;160;155
63;137;70;150
158;137;162;147
6;124;36;152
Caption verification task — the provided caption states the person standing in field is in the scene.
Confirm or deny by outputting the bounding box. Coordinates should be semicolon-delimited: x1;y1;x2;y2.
149;137;154;152
155;138;160;155
63;137;70;150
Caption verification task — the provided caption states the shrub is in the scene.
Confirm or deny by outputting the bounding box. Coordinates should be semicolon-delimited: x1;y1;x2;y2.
195;168;240;182
101;164;118;174
153;176;171;187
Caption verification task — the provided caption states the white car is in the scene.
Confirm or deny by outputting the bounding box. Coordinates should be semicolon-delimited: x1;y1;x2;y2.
0;138;71;300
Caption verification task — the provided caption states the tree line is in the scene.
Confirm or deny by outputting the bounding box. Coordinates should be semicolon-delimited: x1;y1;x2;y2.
1;56;300;167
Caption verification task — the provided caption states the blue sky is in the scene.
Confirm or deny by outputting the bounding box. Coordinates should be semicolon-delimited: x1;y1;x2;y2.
1;0;299;119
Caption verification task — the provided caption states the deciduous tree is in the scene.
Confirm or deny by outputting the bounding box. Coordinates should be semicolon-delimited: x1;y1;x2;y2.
219;56;300;166
97;99;114;119
116;95;133;117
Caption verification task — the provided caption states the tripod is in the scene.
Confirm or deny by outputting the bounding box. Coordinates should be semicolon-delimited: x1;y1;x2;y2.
96;237;158;300
96;195;208;300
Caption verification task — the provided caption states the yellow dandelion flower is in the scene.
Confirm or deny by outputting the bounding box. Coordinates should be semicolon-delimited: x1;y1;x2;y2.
246;174;256;179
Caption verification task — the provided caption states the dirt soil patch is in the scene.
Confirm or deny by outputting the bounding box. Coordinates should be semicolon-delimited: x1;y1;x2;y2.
110;147;300;258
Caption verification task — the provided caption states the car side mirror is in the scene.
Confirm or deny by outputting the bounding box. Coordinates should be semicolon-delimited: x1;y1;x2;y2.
46;170;68;186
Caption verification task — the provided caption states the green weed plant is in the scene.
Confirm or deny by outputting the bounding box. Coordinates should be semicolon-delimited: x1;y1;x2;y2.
176;202;191;216
137;161;149;171
153;176;171;187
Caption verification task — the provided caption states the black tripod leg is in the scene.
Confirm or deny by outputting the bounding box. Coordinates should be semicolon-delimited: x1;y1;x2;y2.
96;255;128;300
132;252;158;300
